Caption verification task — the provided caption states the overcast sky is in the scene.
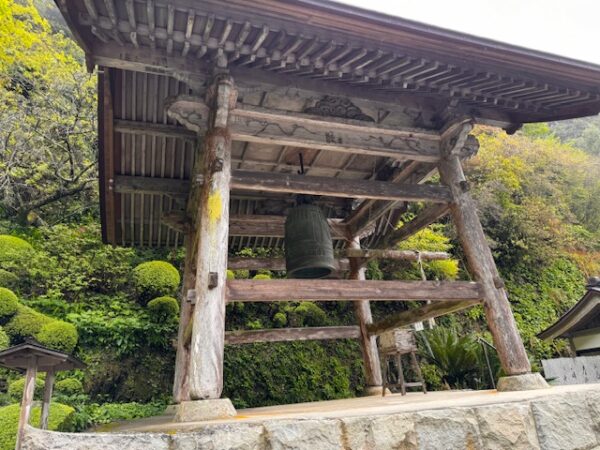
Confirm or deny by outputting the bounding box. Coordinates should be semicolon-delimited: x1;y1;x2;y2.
337;0;600;65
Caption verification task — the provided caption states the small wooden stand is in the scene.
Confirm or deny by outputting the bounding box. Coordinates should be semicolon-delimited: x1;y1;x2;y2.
0;341;85;450
378;329;426;396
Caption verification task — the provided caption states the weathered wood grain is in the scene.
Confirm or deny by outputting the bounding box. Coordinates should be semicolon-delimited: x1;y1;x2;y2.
114;171;451;203
228;170;452;203
172;232;196;403
16;357;37;450
39;369;55;430
167;96;442;161
225;326;361;345
188;76;237;400
381;203;450;248
347;237;382;388
226;279;483;302
437;121;531;376
367;300;480;335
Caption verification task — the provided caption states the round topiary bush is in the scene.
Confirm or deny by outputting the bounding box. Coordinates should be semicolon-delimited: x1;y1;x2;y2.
147;296;179;321
0;287;19;321
132;261;181;303
0;269;18;288
226;269;235;280
7;377;45;401
35;321;78;354
0;235;33;264
4;306;53;342
55;378;84;396
0;326;9;350
252;273;271;280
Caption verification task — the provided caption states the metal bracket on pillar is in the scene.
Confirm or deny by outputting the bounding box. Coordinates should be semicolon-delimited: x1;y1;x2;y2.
187;289;196;305
208;272;219;289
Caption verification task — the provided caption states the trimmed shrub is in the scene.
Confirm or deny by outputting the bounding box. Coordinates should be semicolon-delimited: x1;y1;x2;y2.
4;306;53;342
0;327;9;350
0;269;18;288
132;261;180;303
0;235;33;264
147;296;179;321
226;269;235;280
36;321;78;353
55;378;84;396
0;403;74;449
288;302;327;327
272;312;287;328
252;274;271;280
8;377;45;401
0;288;19;321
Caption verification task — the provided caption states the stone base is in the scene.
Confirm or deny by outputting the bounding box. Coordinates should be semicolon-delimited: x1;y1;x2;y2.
364;386;392;396
163;404;178;415
175;398;236;422
497;373;549;392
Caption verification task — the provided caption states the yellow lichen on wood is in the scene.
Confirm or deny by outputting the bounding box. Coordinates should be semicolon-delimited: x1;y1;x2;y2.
207;192;222;224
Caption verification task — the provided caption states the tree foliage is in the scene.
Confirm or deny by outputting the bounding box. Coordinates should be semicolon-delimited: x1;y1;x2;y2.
0;0;97;224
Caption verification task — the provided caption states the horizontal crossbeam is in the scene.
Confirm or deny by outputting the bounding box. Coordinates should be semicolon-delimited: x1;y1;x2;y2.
161;211;350;239
114;172;451;203
225;326;361;345
226;279;483;302
167;96;443;162
367;300;481;335
227;250;449;271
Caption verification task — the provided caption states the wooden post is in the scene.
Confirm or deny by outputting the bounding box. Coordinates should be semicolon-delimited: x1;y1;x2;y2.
437;122;531;376
173;232;196;403
16;357;37;450
40;369;55;430
188;75;236;400
347;237;383;389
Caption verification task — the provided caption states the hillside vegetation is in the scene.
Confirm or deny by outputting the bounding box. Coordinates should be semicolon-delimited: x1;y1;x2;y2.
1;0;600;437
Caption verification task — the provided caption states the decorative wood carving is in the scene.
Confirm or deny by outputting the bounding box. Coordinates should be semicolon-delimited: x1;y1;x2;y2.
304;96;375;122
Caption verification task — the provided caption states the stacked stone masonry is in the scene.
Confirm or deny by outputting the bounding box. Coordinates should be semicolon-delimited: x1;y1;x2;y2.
23;389;600;450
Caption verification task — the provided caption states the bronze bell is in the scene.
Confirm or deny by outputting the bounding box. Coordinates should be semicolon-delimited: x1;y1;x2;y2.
285;204;336;279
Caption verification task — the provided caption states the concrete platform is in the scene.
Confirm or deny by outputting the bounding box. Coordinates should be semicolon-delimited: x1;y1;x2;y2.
23;383;600;449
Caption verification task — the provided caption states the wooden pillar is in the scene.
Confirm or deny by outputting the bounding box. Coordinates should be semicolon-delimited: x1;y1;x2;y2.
188;75;237;399
16;357;37;450
437;122;531;376
173;232;196;403
40;369;55;430
347;237;383;388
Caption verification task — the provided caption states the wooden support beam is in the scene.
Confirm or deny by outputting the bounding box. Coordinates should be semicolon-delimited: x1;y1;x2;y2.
114;175;189;196
99;68;116;243
347;236;382;388
188;76;237;400
226;170;451;203
16;357;37;450
114;171;451;204
343;248;450;261
114;119;197;140
167;96;442;162
438;121;531;376
227;249;448;271
225;326;361;345
161;212;350;239
367;300;481;336
227;279;483;302
40;369;55;430
173;232;196;403
381;203;450;248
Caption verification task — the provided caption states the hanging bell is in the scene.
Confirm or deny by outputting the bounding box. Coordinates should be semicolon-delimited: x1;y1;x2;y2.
285;204;336;279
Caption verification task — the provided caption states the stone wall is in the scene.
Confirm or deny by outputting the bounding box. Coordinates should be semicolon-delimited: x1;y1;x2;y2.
23;389;600;450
